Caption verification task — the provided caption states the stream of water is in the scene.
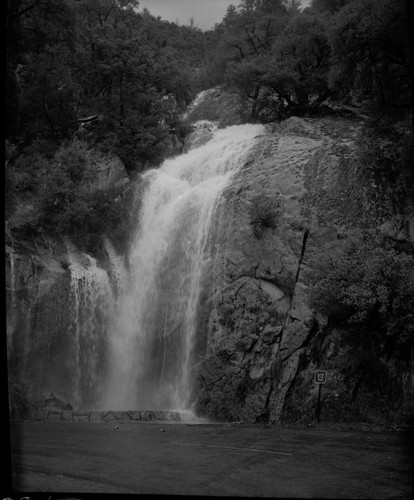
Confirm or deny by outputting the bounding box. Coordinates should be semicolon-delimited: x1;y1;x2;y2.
101;124;264;411
66;243;115;409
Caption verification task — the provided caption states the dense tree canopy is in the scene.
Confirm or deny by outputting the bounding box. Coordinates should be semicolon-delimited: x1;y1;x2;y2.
6;0;411;150
6;0;206;165
216;0;411;120
5;0;412;242
328;0;412;117
6;0;208;245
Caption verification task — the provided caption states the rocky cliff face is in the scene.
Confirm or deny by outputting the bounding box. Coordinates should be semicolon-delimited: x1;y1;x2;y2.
6;241;74;409
191;114;413;424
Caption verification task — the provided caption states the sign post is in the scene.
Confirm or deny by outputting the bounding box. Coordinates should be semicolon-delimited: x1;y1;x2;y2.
314;370;327;423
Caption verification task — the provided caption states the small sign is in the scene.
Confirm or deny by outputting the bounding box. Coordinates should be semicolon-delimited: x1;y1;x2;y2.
314;370;327;384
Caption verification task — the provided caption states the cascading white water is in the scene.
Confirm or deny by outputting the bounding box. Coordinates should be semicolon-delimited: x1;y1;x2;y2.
6;246;16;308
66;243;115;409
6;246;16;318
6;246;17;356
102;124;264;411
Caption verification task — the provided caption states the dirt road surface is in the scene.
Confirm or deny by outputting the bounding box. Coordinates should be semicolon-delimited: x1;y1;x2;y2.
8;420;412;498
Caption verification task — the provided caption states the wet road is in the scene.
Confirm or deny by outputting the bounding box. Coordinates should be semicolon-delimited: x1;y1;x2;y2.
9;420;412;498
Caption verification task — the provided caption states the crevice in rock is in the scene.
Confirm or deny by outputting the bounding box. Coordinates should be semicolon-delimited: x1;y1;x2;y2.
234;280;249;300
204;373;227;389
281;317;320;363
271;228;310;345
281;375;294;389
257;350;282;422
259;228;311;421
257;385;272;423
295;228;310;283
261;335;282;347
232;262;260;281
256;275;279;286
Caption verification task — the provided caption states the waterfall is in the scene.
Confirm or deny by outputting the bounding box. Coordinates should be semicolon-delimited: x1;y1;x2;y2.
102;124;264;411
7;246;16;308
6;245;16;317
66;243;114;409
6;245;17;356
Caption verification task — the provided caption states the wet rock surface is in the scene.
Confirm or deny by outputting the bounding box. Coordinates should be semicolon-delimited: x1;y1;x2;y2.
6;242;74;414
193;115;412;424
183;86;250;127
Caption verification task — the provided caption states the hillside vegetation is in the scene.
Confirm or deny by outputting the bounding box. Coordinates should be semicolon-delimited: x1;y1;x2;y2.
6;0;412;241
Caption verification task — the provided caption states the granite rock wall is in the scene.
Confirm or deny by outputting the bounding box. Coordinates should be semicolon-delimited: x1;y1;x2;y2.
193;115;413;424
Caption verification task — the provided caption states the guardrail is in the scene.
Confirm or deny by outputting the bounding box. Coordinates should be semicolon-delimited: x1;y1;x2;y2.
25;409;184;422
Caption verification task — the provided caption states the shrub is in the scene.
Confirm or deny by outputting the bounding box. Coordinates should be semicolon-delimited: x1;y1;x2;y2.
249;193;281;238
354;122;414;221
4;139;128;248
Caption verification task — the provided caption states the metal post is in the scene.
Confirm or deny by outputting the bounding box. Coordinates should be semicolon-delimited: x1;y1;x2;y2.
314;370;326;424
316;383;322;423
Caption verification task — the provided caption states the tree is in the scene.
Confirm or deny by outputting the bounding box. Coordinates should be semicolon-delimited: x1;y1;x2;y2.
208;0;411;122
224;11;332;120
266;13;332;109
226;57;267;119
328;0;411;118
308;0;351;14
6;0;79;141
310;232;414;365
283;0;301;15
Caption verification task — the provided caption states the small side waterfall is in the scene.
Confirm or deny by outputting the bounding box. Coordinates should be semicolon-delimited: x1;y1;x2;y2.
102;124;264;411
6;245;17;358
7;246;16;308
66;243;115;409
6;245;16;315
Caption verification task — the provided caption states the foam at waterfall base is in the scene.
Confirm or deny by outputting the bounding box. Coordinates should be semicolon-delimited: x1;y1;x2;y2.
172;409;209;424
